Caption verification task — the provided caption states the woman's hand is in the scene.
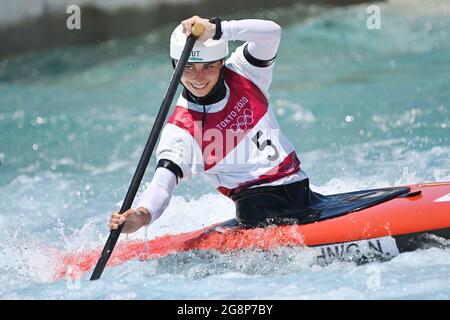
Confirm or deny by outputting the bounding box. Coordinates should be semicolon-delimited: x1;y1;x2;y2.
109;207;151;234
181;15;215;42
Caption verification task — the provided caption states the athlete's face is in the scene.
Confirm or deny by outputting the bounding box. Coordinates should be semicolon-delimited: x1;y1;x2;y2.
181;60;223;97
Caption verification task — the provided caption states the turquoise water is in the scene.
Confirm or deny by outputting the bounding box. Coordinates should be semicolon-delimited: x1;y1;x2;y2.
1;0;450;299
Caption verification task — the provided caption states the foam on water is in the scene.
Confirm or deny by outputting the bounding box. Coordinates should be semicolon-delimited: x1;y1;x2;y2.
1;0;449;299
1;140;449;298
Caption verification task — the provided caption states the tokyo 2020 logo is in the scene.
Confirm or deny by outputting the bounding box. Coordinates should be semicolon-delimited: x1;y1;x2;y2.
230;109;254;133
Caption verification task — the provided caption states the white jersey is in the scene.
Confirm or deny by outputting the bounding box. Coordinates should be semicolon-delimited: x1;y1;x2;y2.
138;19;307;221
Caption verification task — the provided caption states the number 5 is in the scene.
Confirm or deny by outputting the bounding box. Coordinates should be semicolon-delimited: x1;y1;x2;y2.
251;130;279;161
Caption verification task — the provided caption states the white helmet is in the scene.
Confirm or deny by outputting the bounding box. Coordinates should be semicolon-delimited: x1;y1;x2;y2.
170;24;228;63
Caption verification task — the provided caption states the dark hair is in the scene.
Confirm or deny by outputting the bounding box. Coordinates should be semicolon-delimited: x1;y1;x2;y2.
171;59;224;69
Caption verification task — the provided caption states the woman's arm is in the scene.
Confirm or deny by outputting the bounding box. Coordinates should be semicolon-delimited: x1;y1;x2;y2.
180;16;281;64
222;19;282;95
136;166;178;223
109;167;178;233
221;19;281;62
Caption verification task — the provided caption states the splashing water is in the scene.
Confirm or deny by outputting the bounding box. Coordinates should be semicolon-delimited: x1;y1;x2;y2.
0;0;450;299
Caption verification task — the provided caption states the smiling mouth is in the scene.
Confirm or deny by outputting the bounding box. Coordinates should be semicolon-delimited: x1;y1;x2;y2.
191;82;208;90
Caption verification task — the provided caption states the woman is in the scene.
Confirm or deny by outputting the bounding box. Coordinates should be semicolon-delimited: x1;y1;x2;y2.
109;15;316;234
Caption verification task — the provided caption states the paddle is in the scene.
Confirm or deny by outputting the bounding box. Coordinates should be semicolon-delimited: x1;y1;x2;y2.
90;23;205;281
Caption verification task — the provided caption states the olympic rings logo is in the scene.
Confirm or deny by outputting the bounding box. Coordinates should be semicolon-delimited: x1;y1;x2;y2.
230;109;254;133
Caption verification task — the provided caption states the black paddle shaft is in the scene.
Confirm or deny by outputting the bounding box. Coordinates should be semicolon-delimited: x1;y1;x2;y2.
90;29;202;281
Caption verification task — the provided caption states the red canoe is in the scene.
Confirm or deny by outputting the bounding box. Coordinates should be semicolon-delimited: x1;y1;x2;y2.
56;182;450;280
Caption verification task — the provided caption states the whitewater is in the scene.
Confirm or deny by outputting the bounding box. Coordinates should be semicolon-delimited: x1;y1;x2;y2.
0;0;449;299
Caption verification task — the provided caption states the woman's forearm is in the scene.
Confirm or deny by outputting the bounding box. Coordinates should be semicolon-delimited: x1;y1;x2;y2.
136;166;178;223
221;19;281;61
